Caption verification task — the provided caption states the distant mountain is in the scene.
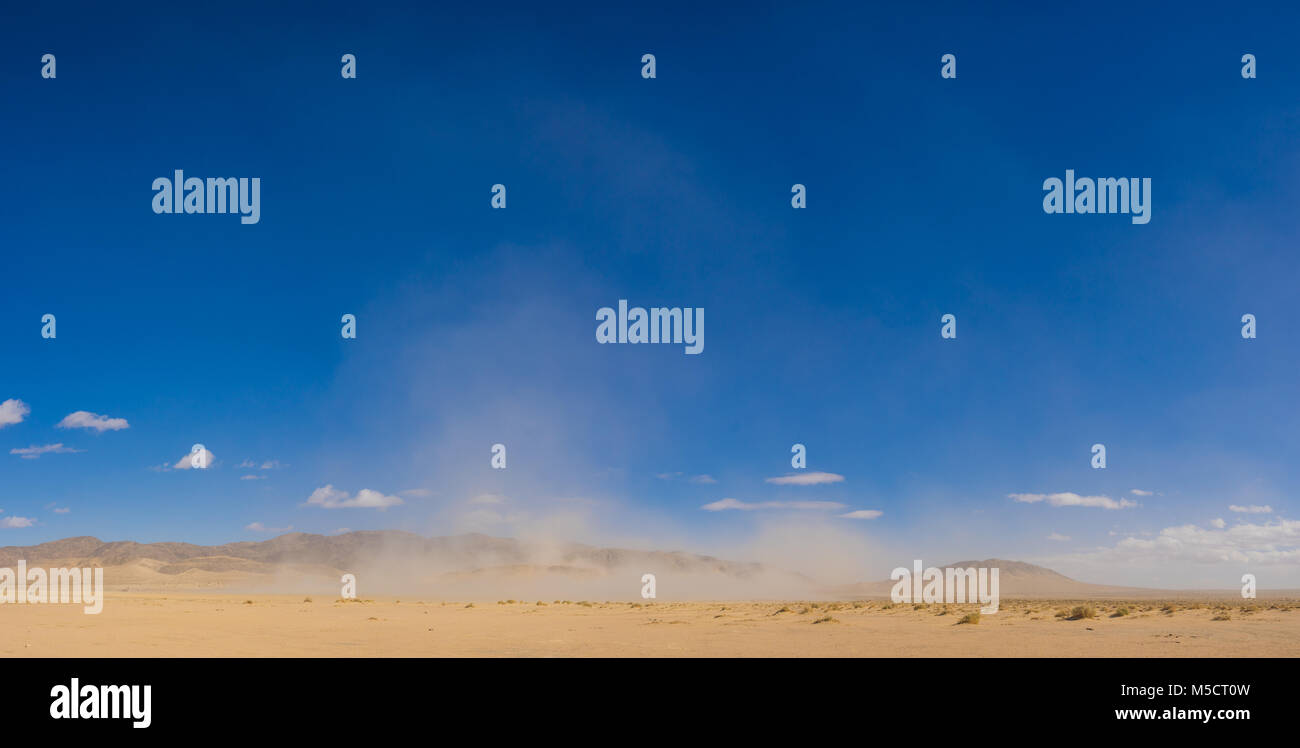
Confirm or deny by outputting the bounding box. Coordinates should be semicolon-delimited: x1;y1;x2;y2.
2;536;1266;598
826;558;1159;599
0;530;770;579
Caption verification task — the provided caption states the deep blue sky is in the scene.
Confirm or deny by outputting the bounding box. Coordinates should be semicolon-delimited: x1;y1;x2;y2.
1;1;1297;586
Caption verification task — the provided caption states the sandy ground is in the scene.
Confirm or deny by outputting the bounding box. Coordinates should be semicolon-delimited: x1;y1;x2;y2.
2;594;1297;657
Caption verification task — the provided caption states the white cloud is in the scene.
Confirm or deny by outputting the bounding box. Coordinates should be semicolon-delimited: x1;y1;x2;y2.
765;472;845;486
1047;532;1071;541
0;399;30;428
656;472;717;484
1009;492;1137;510
1063;517;1300;566
57;411;129;432
303;485;403;510
1130;489;1154;496
1211;518;1226;528
1;516;35;528
260;460;282;470
173;447;216;470
701;498;846;512
245;522;293;533
1229;504;1272;514
240;474;266;480
53;507;70;515
10;443;83;459
838;509;882;520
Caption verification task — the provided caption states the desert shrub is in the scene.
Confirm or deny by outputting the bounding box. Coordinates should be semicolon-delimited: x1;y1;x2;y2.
1069;605;1097;620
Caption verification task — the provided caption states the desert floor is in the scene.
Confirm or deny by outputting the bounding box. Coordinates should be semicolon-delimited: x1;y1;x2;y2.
2;594;1297;657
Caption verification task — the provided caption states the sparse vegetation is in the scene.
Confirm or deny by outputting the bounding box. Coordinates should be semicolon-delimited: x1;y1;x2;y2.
1111;608;1130;618
1069;605;1097;620
958;611;981;625
812;615;838;624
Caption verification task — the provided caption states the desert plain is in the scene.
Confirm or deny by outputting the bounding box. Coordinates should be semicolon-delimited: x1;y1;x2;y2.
4;593;1298;657
2;532;1297;657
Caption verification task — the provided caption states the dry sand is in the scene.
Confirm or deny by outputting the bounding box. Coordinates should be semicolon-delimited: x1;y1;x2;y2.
3;593;1296;657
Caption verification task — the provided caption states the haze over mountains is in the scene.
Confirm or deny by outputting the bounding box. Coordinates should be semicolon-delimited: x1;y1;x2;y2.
0;531;806;598
0;532;1279;599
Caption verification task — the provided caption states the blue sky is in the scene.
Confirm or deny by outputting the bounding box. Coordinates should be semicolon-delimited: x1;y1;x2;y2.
1;1;1297;586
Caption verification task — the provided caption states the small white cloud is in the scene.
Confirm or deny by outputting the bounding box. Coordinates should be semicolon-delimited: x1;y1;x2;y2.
838;509;882;520
689;474;718;484
701;498;846;512
0;399;31;428
53;507;70;514
1229;504;1272;514
399;488;435;498
237;459;256;468
57;411;129;432
1047;532;1071;541
1130;489;1154;496
245;522;293;533
240;474;266;481
765;472;845;486
655;472;683;480
1211;518;1226;528
260;460;282;470
1009;492;1137;510
10;443;83;459
303;485;403;510
1;516;35;528
173;447;216;470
